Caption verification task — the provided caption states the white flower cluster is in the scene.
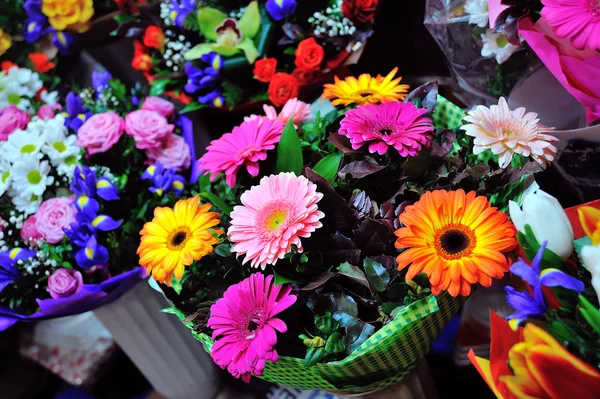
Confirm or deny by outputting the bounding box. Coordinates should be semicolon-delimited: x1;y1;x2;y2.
229;6;247;19
21;250;57;276
308;0;356;37
160;2;174;26
0;115;81;215
0;67;58;112
91;165;117;184
164;30;192;72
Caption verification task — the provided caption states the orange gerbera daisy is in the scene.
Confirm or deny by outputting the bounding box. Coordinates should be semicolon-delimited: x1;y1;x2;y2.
322;67;409;107
395;189;517;297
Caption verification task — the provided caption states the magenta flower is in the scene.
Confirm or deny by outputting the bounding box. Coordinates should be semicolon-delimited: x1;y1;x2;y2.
198;118;284;187
207;273;297;382
338;101;434;156
541;0;600;51
229;173;325;269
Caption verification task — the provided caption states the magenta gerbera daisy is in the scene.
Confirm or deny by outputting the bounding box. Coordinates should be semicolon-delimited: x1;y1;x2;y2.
541;0;600;51
338;101;434;156
207;273;297;382
198;118;285;187
229;172;325;269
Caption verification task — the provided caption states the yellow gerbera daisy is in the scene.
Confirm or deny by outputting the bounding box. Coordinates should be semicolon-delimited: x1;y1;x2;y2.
137;196;221;285
322;67;410;107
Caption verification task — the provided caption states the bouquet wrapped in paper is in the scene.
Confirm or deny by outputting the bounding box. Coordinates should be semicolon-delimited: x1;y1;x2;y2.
424;0;538;107
470;189;600;398
114;0;375;112
0;66;197;330
138;67;561;394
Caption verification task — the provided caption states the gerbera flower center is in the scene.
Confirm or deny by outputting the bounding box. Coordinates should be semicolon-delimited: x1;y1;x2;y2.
434;223;477;260
257;200;292;237
359;90;374;98
53;142;67;152
266;210;287;232
238;145;258;159
27;170;42;185
240;309;263;340
166;226;192;250
21;144;37;154
587;0;600;14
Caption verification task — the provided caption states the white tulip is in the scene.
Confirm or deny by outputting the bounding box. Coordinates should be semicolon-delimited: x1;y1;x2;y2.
581;245;600;304
508;188;574;260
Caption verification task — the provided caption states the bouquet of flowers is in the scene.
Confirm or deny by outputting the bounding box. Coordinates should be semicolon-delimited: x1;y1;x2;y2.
470;188;600;398
141;67;560;393
0;0;148;73
116;0;376;111
0;68;197;330
485;0;600;124
424;0;538;107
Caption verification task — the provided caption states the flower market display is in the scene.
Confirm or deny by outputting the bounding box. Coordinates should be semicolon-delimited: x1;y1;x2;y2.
0;0;148;72
470;188;600;399
424;0;538;106
114;0;376;111
0;65;198;329
139;69;560;394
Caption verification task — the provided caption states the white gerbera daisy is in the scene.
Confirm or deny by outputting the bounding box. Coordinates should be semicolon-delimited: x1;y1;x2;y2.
2;128;45;162
0;159;12;196
480;29;521;64
11;157;54;197
465;0;489;28
10;190;43;215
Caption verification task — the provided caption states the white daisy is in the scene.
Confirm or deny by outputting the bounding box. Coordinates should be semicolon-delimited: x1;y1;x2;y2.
465;0;489;28
2;127;45;162
480;29;521;64
6;67;42;98
10;190;43;215
0;77;31;111
11;156;54;197
43;125;79;162
41;89;59;105
0;159;12;197
56;153;80;177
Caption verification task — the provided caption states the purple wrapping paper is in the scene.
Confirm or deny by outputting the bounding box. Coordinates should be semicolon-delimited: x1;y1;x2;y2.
180;115;201;183
0;267;146;331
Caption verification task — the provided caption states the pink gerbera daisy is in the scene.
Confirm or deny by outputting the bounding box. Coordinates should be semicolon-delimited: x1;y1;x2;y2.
461;97;559;168
338;101;434;156
244;98;311;127
198;118;285;187
207;273;297;382
541;0;600;51
229;172;325;269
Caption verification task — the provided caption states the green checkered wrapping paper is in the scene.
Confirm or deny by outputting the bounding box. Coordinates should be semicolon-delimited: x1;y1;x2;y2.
191;96;468;394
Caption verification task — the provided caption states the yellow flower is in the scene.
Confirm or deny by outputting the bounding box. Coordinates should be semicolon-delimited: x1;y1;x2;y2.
137;197;221;285
41;0;94;33
0;29;12;57
322;67;409;107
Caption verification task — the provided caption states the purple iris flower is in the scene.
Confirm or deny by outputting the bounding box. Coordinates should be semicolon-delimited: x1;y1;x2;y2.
51;29;76;55
197;89;225;107
73;196;122;232
184;62;219;94
201;52;223;72
63;220;95;248
266;0;297;21
92;71;112;98
24;0;49;44
70;166;120;201
0;249;34;293
169;0;197;28
141;162;185;196
505;241;584;329
74;236;109;269
59;92;92;132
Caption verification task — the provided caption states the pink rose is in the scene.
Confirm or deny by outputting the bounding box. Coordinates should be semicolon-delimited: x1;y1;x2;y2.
125;110;174;150
37;104;62;120
0;106;30;140
519;17;600;123
34;197;77;244
77;112;124;155
21;215;42;241
145;134;191;171
48;268;83;299
141;96;175;118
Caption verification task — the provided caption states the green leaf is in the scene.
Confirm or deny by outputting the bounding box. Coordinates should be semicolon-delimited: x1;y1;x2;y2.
276;119;303;175
181;101;206;114
170;275;183;295
238;1;260;39
214;243;231;257
315;314;340;336
283;47;296;56
380;301;403;315
579;295;600;335
199;192;232;215
273;267;299;286
236;37;259;64
313;153;342;183
519;225;564;269
185;43;216;60
337;262;369;290
162;307;194;329
304;346;326;366
325;332;346;354
114;14;136;25
363;258;390;292
150;79;172;97
197;7;227;41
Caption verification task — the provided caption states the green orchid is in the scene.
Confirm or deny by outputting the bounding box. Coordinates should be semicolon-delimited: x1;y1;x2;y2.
185;1;261;63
